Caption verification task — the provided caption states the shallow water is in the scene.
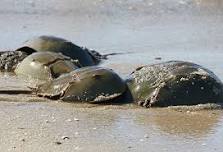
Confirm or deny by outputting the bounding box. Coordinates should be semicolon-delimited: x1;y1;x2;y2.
1;0;223;151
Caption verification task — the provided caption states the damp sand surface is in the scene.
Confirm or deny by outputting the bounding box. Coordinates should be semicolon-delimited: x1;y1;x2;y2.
1;101;223;152
1;0;223;151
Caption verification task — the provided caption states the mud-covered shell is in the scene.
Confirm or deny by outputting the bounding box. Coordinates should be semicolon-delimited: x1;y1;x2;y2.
17;35;99;66
127;61;223;107
0;51;29;72
15;52;79;82
36;66;126;103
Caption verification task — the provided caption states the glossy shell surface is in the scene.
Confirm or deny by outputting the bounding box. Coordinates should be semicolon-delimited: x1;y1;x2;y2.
15;52;78;82
127;61;223;107
36;66;126;103
19;35;98;66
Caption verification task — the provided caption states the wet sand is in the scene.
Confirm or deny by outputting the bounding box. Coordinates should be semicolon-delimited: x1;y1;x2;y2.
1;0;223;151
0;100;223;152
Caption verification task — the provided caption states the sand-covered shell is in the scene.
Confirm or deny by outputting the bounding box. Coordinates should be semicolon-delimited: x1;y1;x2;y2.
0;51;29;72
36;66;126;103
127;61;223;107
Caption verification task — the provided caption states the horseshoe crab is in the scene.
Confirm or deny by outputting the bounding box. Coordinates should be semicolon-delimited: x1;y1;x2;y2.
18;35;100;66
15;52;80;85
35;66;126;103
127;61;223;107
0;35;104;72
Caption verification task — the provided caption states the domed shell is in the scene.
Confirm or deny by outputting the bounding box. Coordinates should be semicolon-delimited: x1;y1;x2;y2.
15;52;79;82
127;61;223;107
36;66;126;103
18;36;97;66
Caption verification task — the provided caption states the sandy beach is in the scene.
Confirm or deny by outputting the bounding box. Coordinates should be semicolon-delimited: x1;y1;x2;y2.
1;0;223;151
